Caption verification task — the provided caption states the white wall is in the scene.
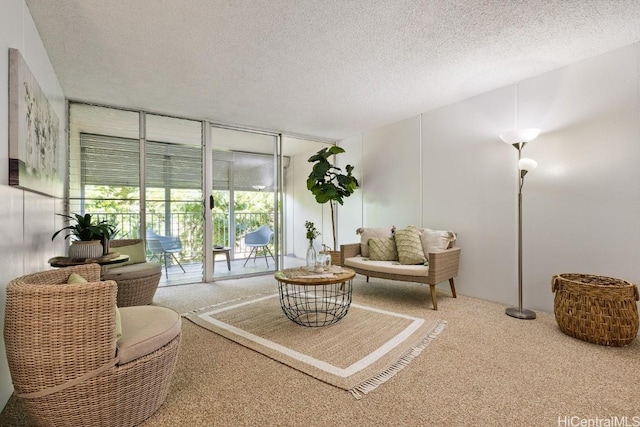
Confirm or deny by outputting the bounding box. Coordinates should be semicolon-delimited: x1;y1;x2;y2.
360;116;422;228
421;86;517;305
340;42;640;314
0;0;66;409
336;134;363;247
282;137;332;260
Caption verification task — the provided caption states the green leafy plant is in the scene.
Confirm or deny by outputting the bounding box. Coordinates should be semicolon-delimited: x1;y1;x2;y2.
305;221;320;242
307;146;359;250
51;213;114;242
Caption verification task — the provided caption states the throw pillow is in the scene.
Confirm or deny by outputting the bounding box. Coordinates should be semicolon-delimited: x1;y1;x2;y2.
114;241;147;265
356;226;395;257
368;237;398;261
394;226;427;265
419;228;457;261
67;273;88;284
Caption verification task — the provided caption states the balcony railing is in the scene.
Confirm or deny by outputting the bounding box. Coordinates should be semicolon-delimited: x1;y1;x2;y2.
93;211;273;262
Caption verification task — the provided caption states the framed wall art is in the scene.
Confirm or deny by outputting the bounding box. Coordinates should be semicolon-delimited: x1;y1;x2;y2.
8;48;64;198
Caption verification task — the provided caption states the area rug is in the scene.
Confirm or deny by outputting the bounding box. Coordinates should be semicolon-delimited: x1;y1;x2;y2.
183;293;446;398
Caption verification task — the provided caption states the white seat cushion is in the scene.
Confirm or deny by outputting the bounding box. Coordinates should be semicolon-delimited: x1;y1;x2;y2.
344;256;429;277
117;305;181;364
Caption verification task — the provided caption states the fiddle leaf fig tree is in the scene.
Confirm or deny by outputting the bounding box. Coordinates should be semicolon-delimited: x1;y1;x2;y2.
307;146;359;250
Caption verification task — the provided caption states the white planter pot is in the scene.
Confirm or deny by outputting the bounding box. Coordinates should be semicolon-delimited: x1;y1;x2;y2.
69;240;103;259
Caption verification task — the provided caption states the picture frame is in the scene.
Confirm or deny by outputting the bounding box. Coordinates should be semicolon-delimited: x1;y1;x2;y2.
8;48;63;198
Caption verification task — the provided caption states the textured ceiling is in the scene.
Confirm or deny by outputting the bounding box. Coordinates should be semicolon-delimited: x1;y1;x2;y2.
24;0;640;140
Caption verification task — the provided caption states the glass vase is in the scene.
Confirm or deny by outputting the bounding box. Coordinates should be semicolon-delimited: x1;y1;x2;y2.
305;240;316;271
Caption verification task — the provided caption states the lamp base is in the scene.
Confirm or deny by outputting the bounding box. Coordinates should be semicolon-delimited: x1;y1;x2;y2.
505;307;536;320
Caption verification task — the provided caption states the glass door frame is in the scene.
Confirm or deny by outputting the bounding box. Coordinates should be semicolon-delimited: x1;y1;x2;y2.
203;124;282;282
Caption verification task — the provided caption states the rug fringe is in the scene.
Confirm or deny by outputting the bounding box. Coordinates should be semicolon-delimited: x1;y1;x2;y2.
349;319;447;399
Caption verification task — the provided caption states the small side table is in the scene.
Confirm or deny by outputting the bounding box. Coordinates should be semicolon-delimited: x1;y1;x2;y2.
213;247;231;272
274;267;355;327
49;253;130;278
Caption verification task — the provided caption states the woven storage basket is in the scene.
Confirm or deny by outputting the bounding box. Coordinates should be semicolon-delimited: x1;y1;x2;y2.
551;273;639;346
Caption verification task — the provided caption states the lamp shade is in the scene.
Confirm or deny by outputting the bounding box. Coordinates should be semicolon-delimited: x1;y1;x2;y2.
500;128;541;145
518;158;538;172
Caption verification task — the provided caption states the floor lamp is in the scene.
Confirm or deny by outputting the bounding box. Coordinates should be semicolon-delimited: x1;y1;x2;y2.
500;128;540;320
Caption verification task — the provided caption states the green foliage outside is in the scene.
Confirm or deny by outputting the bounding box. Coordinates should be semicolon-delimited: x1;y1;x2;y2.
83;185;274;263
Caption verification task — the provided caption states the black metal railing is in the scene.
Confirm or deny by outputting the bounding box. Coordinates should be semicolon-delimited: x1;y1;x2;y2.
94;211;273;262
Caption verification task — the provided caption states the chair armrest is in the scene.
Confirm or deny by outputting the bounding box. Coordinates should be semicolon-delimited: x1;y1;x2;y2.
428;247;461;284
340;243;361;265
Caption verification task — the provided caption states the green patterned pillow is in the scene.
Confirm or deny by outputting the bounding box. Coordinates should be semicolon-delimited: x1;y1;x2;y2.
368;237;398;261
394;226;427;265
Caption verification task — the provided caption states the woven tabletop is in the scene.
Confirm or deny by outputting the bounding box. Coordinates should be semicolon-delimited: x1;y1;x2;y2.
48;252;128;267
275;266;355;286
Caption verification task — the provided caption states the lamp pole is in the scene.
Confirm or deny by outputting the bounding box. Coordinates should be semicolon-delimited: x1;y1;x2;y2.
500;128;540;319
505;141;536;320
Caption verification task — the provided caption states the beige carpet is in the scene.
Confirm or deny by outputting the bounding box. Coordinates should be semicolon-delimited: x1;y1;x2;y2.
184;292;445;397
1;274;639;426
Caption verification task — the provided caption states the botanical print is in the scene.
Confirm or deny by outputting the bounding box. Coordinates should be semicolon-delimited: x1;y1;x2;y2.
8;48;63;198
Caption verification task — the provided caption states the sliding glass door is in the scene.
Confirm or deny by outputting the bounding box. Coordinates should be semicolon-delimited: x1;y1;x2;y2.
206;126;279;280
69;101;335;286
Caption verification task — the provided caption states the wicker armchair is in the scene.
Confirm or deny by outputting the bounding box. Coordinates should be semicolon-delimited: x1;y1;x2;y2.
106;239;162;307
4;264;181;427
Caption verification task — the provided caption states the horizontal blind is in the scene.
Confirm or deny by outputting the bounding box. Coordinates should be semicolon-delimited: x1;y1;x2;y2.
145;140;202;189
80;133;140;187
81;133;286;191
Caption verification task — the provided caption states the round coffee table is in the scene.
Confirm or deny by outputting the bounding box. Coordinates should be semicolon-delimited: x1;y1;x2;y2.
274;267;355;327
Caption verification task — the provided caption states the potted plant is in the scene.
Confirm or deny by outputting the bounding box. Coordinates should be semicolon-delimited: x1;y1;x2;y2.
52;213;114;259
307;146;359;263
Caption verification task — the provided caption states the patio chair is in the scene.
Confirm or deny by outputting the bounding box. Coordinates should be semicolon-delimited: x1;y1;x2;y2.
243;225;275;267
4;264;181;427
146;229;186;275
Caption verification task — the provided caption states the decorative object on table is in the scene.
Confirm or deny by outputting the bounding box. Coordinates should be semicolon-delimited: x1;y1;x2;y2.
184;291;446;398
500;123;541;320
8;48;64;198
307;146;359;264
51;213;116;259
319;249;332;271
313;262;324;274
552;273;639;346
304;221;320;271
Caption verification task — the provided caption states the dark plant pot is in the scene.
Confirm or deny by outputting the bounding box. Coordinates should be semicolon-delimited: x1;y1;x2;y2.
101;237;110;255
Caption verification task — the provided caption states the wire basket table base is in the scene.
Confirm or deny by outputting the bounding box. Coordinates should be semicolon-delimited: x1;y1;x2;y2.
275;267;356;327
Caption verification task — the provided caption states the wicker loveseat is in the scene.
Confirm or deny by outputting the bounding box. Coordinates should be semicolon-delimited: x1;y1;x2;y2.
341;226;461;310
104;239;162;307
4;264;181;427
